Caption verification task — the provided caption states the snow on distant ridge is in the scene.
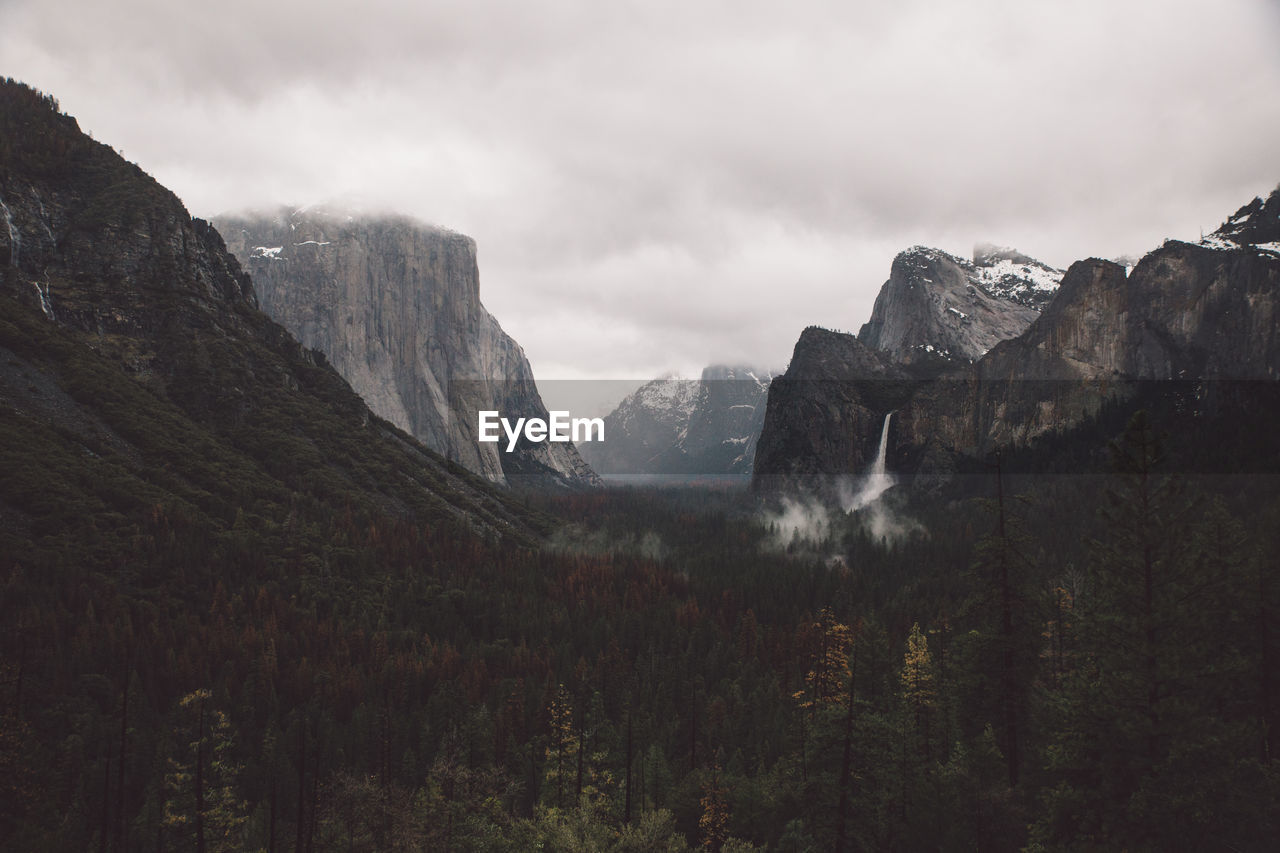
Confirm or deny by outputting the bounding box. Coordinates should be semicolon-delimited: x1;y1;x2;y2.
971;255;1063;297
1198;189;1280;253
900;243;1064;309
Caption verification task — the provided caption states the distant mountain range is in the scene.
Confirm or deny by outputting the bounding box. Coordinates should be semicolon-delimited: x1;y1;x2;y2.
584;244;1065;482
754;186;1280;492
578;365;774;480
213;207;598;489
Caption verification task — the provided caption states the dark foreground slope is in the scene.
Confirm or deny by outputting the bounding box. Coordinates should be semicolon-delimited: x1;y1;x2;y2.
0;79;555;845
0;83;542;546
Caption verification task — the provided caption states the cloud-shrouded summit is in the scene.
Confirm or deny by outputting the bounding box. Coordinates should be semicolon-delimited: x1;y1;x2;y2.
5;0;1279;385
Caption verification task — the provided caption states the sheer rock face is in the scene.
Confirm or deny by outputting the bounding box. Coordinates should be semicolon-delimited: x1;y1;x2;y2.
214;209;598;488
752;329;909;493
755;187;1280;489
857;245;1061;365
579;365;773;478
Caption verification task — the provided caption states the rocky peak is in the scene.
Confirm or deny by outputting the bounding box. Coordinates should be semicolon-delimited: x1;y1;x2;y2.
627;373;701;426
969;243;1063;309
858;245;1061;366
751;328;909;493
790;326;903;380
680;364;774;471
577;375;698;478
1200;184;1280;251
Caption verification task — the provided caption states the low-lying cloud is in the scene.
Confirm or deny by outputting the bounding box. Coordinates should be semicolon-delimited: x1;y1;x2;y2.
4;0;1279;382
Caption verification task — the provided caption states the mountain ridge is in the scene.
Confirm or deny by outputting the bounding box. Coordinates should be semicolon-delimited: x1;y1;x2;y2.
755;185;1280;491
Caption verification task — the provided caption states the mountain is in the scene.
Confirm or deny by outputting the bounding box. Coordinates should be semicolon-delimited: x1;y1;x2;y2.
751;329;911;493
577;374;699;477
857;244;1062;365
0;80;546;549
579;365;774;479
680;365;774;474
754;187;1280;491
212;207;598;489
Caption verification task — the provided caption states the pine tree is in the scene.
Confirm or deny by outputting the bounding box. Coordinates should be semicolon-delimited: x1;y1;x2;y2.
544;684;577;809
162;690;249;853
1033;412;1275;849
796;608;854;710
698;765;729;852
900;623;935;763
961;458;1039;787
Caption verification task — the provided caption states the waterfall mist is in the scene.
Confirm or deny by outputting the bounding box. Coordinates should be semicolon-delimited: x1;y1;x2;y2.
764;411;923;551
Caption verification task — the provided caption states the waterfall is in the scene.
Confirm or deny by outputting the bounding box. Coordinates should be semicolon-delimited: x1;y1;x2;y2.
846;411;894;511
34;277;54;319
1;195;19;268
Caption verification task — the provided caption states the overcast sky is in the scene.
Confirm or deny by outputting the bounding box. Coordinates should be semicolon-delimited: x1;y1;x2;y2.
5;0;1280;405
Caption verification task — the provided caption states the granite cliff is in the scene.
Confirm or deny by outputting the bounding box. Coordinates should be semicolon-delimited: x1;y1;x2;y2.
857;244;1061;366
751;329;911;493
214;208;598;488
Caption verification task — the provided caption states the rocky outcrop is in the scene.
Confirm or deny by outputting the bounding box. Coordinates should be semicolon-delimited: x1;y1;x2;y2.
858;245;1061;365
752;330;910;492
579;365;773;479
755;187;1280;490
214;208;598;489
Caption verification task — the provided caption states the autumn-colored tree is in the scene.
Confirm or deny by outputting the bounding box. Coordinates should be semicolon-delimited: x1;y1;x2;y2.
162;690;248;853
901;623;936;761
698;766;729;852
544;684;577;809
794;608;854;711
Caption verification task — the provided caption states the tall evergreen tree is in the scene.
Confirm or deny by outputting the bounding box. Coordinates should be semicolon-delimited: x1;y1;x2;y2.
162;691;249;853
1033;412;1276;848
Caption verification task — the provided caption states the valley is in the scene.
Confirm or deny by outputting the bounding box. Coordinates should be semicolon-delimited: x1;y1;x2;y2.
1;76;1277;851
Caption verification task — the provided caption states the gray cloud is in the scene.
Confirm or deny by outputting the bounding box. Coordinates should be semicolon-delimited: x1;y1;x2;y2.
5;0;1279;386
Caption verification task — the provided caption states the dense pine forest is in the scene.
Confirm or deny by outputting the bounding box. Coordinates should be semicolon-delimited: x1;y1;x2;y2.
3;406;1278;850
